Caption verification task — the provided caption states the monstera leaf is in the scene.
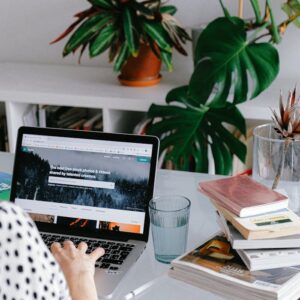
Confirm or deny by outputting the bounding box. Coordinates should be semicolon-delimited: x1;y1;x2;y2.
191;17;279;107
146;86;246;175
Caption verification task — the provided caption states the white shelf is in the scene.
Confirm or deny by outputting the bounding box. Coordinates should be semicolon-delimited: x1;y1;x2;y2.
0;62;295;118
0;62;186;112
0;62;297;151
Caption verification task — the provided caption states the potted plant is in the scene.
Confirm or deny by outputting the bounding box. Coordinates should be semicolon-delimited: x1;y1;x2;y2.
146;0;300;175
253;89;300;211
51;0;190;87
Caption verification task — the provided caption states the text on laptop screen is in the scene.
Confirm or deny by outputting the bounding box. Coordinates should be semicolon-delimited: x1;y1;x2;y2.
15;134;153;235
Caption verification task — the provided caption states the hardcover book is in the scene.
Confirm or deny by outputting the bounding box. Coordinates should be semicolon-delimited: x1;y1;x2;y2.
199;176;288;217
170;234;300;300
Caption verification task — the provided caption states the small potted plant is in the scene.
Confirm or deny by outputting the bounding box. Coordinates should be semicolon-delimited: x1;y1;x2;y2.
253;89;300;211
51;0;190;87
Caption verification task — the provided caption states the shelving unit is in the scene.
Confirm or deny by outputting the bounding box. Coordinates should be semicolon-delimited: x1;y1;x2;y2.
0;62;295;152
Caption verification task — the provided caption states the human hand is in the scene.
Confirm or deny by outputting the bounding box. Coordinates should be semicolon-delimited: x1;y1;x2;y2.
51;240;104;300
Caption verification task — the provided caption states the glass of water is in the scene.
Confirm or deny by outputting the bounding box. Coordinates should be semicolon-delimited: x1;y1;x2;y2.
149;195;191;264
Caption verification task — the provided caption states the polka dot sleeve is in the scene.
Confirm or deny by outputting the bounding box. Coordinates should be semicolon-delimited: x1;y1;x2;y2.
0;202;71;300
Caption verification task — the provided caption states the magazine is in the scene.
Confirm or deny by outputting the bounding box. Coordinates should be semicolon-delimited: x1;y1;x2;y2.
170;233;300;299
0;171;12;201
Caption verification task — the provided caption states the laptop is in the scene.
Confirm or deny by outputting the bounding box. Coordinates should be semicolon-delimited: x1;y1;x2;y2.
10;126;159;299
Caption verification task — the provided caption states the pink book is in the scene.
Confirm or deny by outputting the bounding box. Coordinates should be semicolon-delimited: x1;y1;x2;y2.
198;176;288;217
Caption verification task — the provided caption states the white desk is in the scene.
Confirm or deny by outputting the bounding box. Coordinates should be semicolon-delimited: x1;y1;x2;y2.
0;152;223;300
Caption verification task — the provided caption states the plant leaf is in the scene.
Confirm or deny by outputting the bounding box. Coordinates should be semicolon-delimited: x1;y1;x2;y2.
87;0;114;9
50;7;97;45
213;122;246;162
123;8;140;57
144;21;172;52
206;104;246;136
146;100;245;174
132;1;154;18
160;49;173;71
63;14;113;56
282;0;300;28
89;23;117;57
166;85;200;108
191;17;279;106
159;5;177;15
114;42;130;72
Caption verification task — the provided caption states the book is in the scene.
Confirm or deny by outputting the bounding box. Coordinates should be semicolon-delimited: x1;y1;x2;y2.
236;247;300;271
216;211;300;249
214;201;300;240
199;176;288;217
0;172;12;201
23;104;38;127
169;233;300;300
83;112;102;131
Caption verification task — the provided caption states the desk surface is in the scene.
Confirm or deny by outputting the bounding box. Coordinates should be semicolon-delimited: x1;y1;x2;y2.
0;152;222;300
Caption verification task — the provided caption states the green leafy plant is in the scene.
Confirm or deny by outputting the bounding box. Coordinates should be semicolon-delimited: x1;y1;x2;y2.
146;0;300;175
51;0;190;72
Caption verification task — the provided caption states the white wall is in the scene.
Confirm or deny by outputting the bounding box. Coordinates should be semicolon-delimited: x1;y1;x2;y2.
0;0;299;78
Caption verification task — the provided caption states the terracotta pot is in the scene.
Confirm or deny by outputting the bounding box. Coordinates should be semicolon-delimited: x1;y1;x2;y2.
118;43;162;87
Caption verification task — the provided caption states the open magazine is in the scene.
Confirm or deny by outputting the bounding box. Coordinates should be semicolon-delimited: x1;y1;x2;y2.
169;233;300;300
0;171;11;201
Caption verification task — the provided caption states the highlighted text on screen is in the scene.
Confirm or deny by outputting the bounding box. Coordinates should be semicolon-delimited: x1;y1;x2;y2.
48;176;115;189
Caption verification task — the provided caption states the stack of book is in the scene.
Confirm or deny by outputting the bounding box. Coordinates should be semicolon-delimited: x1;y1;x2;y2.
169;176;300;300
22;105;103;131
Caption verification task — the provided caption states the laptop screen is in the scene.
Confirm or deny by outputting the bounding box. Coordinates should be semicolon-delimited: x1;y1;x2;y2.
13;133;155;236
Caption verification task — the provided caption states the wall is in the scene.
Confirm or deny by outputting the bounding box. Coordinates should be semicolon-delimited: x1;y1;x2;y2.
0;1;299;78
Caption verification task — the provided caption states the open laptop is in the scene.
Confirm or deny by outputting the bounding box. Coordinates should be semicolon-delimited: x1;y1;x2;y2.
10;126;159;299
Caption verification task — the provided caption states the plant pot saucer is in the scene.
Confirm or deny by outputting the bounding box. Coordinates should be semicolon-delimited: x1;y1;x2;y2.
118;74;162;87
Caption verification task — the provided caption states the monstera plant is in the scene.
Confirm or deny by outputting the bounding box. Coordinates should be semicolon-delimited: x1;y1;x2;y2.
146;0;300;174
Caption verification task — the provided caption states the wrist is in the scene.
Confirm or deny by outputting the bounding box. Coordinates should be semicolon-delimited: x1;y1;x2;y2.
68;273;98;300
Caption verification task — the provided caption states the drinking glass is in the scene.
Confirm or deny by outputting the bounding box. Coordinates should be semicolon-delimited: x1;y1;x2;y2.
253;123;300;212
149;195;191;264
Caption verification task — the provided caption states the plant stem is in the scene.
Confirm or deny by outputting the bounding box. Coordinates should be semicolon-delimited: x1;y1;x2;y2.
272;138;291;190
249;0;262;23
238;0;244;18
250;32;271;43
247;21;271;44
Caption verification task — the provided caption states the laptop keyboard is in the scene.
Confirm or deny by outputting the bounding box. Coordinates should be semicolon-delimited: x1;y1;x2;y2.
40;233;135;270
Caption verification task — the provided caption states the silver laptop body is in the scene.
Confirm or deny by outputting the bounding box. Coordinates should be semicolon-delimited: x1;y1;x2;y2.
10;127;159;299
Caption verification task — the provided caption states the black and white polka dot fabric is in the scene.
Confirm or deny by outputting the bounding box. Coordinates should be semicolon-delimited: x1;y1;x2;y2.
0;202;71;300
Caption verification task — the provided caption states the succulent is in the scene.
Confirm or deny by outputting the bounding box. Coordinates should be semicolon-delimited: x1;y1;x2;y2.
50;0;190;72
271;88;300;140
270;88;300;189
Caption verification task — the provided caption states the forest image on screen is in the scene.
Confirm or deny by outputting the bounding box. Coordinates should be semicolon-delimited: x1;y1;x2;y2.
16;147;151;211
15;142;152;234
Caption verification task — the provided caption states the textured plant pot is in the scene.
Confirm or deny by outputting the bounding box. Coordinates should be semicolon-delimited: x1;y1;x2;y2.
118;43;162;87
253;123;300;212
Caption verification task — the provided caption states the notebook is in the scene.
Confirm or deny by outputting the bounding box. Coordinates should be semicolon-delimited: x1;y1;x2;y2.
10;126;159;299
